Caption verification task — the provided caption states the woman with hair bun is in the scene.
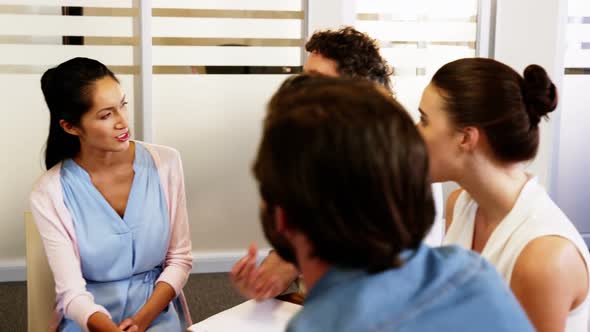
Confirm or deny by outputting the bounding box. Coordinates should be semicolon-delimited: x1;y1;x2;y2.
417;58;589;332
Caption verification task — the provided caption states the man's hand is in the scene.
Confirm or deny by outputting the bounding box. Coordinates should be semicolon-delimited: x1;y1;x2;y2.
230;243;299;300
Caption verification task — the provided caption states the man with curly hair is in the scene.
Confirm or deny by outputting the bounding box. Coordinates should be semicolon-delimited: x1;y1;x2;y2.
303;26;393;92
230;27;395;301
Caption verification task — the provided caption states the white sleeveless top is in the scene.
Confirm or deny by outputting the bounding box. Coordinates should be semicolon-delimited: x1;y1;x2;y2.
444;177;590;332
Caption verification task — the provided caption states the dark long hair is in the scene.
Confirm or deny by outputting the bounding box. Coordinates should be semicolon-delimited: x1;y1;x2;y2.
431;58;557;163
41;57;118;169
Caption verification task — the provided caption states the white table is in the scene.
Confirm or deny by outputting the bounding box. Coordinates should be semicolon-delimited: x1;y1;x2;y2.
187;299;302;332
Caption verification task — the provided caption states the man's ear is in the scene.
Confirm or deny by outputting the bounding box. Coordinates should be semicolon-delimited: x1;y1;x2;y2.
274;206;288;233
59;119;81;137
458;126;480;153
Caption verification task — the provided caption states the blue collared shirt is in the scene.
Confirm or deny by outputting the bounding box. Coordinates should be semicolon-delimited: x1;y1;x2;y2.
287;244;533;332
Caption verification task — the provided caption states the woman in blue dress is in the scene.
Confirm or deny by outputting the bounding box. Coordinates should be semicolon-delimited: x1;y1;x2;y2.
30;57;193;332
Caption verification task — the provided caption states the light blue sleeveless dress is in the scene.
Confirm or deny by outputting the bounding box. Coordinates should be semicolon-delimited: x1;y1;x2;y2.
58;143;186;331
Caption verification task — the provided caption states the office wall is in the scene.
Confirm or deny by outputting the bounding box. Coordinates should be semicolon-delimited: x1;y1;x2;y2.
555;0;590;242
4;0;572;280
0;2;137;279
494;0;567;190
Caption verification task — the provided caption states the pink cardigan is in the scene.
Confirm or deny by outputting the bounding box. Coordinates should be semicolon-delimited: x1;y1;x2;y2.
30;142;193;331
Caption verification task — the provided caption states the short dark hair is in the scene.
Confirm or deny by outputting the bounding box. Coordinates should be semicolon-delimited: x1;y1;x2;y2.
253;75;434;272
41;57;118;169
431;58;557;163
305;26;393;92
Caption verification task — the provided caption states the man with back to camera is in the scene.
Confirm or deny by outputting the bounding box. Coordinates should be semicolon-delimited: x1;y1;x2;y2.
251;74;533;331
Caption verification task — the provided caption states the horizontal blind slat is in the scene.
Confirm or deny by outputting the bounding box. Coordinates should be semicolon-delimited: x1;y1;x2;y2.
153;46;301;66
356;0;477;18
152;0;301;11
0;45;133;66
152;17;302;39
568;24;590;43
569;1;590;16
0;0;133;7
565;49;590;68
0;14;133;37
381;47;474;68
355;21;477;42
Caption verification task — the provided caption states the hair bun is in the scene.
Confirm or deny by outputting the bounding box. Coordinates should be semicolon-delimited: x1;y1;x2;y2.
522;64;558;127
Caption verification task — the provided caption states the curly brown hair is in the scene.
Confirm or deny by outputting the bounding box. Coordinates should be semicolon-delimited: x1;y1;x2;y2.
305;26;393;93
